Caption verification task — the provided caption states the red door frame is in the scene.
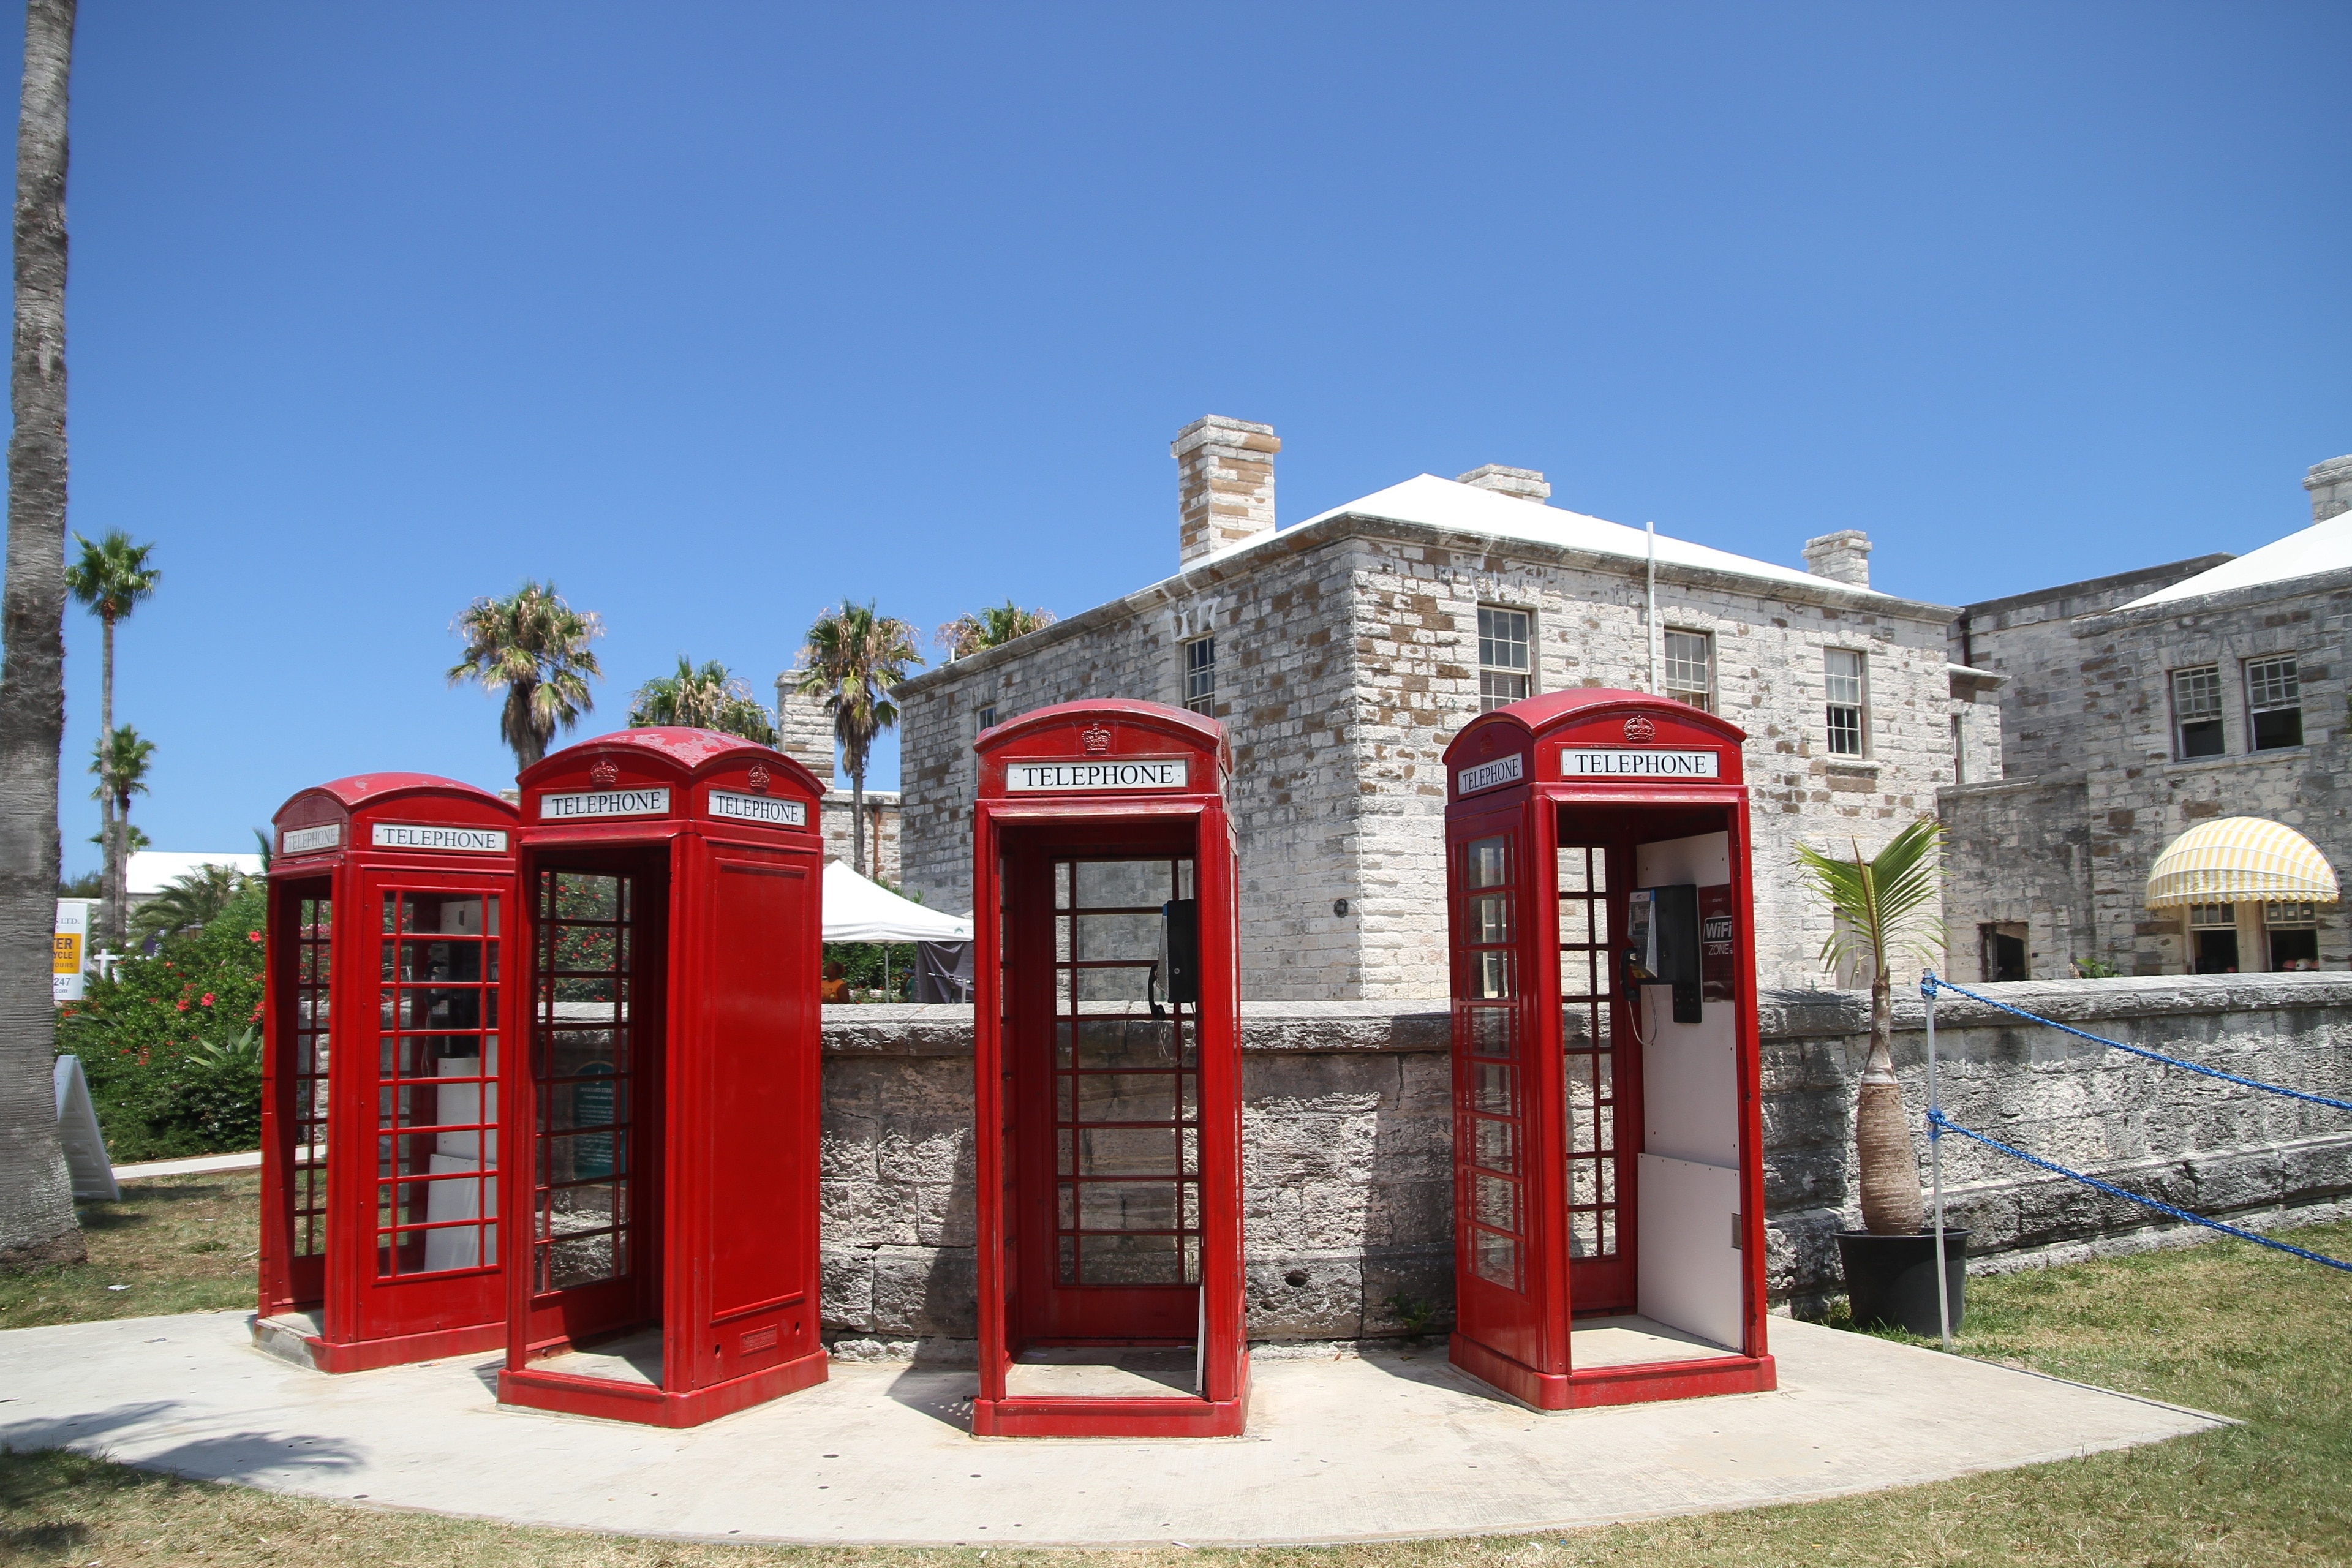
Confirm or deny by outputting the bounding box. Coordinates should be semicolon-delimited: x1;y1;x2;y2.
497;729;829;1429
1441;690;1776;1410
970;700;1247;1438
258;775;518;1374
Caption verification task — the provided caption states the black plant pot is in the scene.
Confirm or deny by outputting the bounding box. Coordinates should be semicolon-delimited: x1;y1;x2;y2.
1838;1227;1967;1335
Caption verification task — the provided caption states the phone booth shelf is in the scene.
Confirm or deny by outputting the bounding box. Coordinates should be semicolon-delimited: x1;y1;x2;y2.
1443;689;1775;1411
970;699;1247;1438
497;728;829;1430
257;774;518;1374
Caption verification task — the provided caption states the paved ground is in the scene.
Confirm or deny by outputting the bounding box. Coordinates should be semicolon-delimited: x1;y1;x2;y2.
0;1311;2223;1547
112;1150;263;1180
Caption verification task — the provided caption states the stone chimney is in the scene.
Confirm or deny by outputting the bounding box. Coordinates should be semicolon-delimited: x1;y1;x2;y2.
2306;453;2352;522
772;670;837;789
1803;529;1872;587
1172;416;1280;567
1456;464;1551;504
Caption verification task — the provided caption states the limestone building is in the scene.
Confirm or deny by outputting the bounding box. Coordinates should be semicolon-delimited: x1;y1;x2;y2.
898;415;1985;999
774;673;904;884
1942;453;2351;979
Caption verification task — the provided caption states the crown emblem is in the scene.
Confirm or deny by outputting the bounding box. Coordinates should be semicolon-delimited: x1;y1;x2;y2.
589;758;619;788
1080;723;1112;756
746;763;771;794
1623;714;1656;743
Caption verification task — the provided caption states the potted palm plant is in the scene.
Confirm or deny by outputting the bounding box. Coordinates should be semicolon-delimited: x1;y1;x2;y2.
1796;816;1966;1333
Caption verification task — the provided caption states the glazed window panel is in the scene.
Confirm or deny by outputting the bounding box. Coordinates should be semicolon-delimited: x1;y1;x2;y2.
2245;656;2302;751
1052;854;1200;1287
1663;630;1714;714
375;890;500;1278
2171;666;2224;759
532;871;636;1294
1825;649;1866;756
1478;606;1532;712
1557;843;1620;1260
1183;636;1217;716
290;895;333;1258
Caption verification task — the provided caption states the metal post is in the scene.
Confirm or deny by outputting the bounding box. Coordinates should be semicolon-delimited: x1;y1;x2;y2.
1925;971;1951;1352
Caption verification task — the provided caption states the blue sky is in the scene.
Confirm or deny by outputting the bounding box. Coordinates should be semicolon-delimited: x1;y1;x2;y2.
37;1;2352;872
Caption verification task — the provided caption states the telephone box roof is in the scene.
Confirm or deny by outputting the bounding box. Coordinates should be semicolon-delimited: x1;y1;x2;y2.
522;726;823;792
1450;687;1749;747
976;698;1230;767
276;773;515;815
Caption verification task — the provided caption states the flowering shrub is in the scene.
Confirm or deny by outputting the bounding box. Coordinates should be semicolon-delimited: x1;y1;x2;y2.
58;881;268;1159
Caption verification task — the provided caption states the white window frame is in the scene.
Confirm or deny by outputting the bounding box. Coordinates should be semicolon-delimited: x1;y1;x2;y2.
2170;665;2225;760
2244;655;2301;752
1662;628;1714;714
1824;648;1867;757
1477;605;1533;712
1183;635;1217;716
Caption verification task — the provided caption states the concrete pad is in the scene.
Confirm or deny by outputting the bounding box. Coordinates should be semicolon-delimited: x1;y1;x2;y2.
0;1311;2223;1547
1566;1316;1728;1369
1006;1348;1196;1399
111;1150;263;1181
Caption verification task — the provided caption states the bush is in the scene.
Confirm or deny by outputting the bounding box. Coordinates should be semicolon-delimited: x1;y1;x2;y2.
58;881;267;1161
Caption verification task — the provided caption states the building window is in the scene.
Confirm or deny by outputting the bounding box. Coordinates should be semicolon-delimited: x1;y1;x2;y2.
2245;655;2302;751
2187;902;2239;974
1183;636;1216;715
1824;649;1866;756
976;704;998;733
2171;666;2224;758
1478;606;1532;712
1662;630;1714;713
2267;902;2319;971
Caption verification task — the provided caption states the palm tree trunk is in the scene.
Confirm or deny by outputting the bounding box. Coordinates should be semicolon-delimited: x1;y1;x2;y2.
0;0;85;1271
96;603;113;940
1855;965;1925;1235
850;767;867;873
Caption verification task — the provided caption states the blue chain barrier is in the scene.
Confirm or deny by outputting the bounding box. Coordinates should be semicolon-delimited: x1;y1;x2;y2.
1921;971;2352;1115
1925;1109;2352;1275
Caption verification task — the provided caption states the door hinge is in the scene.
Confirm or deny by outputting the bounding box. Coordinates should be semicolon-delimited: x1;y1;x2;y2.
1731;1212;1743;1250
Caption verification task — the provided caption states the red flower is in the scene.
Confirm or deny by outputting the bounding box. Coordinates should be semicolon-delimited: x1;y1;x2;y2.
175;1000;187;1012
247;930;262;943
200;993;215;1006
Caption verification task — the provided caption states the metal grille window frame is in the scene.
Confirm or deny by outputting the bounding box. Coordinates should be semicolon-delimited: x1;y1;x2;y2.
531;870;638;1296
1182;636;1216;716
1824;648;1867;756
2244;655;2302;752
1459;833;1523;1291
290;894;333;1259
376;889;501;1279
1662;629;1714;714
1478;606;1533;713
1556;844;1619;1263
2171;665;2225;760
1050;854;1202;1288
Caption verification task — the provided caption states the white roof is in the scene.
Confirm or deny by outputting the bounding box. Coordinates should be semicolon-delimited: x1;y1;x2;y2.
127;851;264;898
1194;472;1891;598
822;859;972;943
2119;509;2352;609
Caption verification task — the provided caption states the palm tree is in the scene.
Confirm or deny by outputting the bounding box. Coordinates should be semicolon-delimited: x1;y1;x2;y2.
937;600;1055;661
1795;816;1945;1236
627;656;778;744
89;727;153;928
131;861;248;946
62;529;157;940
1;0;85;1272
796;601;922;872
447;581;605;775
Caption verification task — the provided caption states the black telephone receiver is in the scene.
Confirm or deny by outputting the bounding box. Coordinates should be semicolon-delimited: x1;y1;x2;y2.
1149;899;1200;1022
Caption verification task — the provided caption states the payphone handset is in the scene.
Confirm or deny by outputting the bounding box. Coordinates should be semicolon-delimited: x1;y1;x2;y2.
1147;898;1200;1022
1626;883;1703;1026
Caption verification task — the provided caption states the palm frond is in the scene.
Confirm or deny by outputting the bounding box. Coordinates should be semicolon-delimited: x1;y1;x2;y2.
1794;817;1947;976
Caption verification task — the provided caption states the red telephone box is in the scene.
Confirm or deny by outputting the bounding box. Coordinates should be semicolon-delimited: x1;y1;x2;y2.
256;775;518;1373
1442;690;1776;1410
495;728;827;1428
970;700;1246;1437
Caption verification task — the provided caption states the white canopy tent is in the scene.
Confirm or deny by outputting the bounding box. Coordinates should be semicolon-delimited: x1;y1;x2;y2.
821;859;973;943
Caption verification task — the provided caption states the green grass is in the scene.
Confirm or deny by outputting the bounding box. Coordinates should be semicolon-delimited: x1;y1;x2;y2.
0;1172;258;1331
1;1199;2346;1566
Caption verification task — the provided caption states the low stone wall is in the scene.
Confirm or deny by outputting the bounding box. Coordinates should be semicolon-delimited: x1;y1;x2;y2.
816;975;2352;1352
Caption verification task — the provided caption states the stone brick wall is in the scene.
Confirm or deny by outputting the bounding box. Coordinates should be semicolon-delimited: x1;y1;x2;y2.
1940;774;2094;981
819;790;902;886
814;976;2352;1354
899;511;1965;1001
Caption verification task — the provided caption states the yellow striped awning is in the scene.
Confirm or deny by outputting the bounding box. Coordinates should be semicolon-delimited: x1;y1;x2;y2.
2145;817;2340;909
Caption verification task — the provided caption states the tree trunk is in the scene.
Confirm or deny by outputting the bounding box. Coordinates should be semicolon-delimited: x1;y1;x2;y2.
850;767;866;873
0;0;84;1272
96;603;111;939
1854;964;1925;1235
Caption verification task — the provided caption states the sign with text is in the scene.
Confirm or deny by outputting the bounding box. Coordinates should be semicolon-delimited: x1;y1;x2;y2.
708;790;808;827
539;787;672;821
280;823;343;856
1003;758;1189;793
372;823;510;853
1456;752;1525;796
52;899;87;1004
1558;747;1720;780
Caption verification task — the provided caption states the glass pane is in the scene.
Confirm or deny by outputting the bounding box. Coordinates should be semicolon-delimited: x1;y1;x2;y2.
1473;1115;1518;1175
1465;836;1508;890
1473;1231;1518;1288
